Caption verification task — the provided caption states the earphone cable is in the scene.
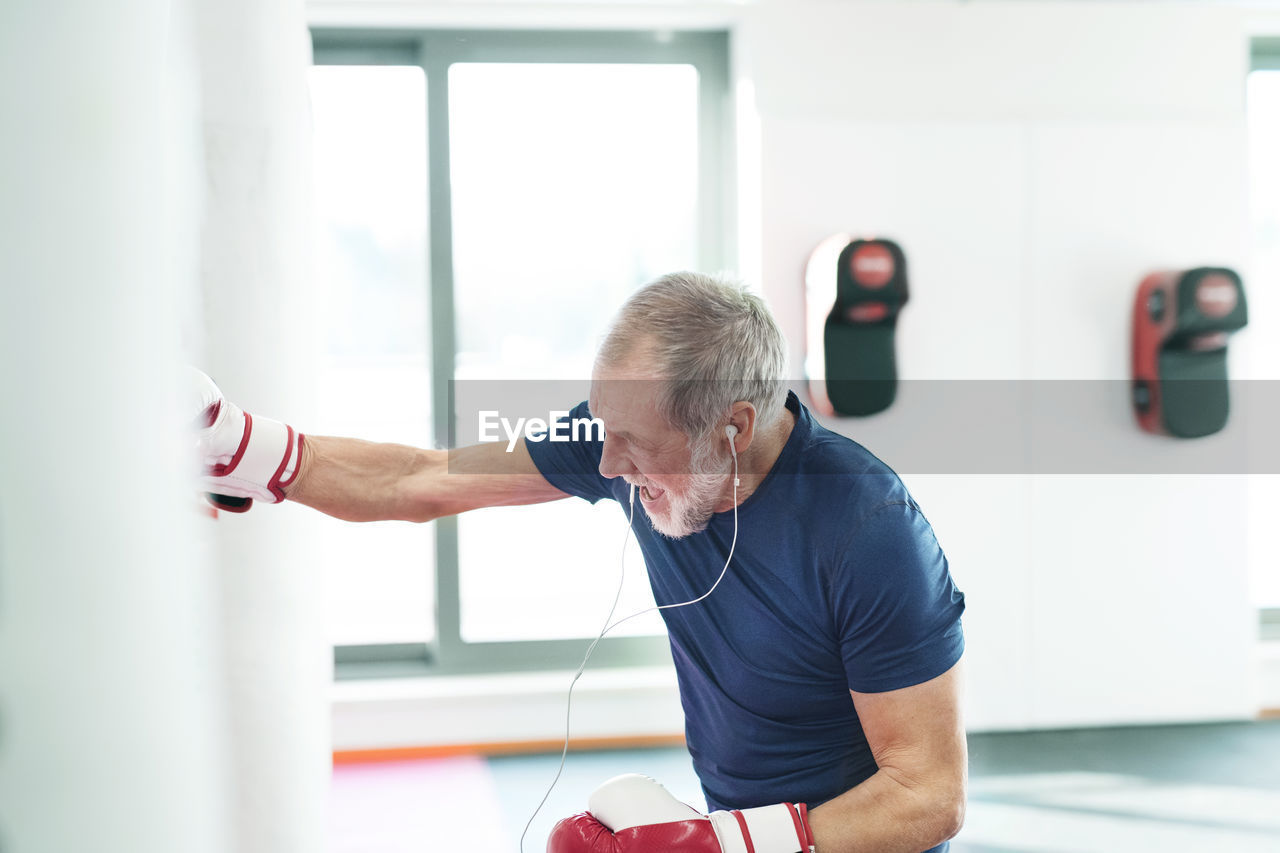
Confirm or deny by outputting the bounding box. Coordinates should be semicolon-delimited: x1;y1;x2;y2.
520;448;740;851
518;484;636;852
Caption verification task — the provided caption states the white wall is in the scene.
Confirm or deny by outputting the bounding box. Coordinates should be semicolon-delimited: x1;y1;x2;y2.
743;0;1273;729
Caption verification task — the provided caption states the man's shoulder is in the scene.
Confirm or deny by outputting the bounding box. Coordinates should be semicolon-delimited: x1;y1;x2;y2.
793;421;908;494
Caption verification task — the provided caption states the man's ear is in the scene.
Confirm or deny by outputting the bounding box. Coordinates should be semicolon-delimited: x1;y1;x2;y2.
726;402;757;449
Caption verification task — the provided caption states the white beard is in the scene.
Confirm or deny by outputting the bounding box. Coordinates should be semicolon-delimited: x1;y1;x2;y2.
642;435;733;540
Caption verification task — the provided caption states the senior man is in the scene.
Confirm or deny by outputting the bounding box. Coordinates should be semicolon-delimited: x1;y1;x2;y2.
197;271;967;853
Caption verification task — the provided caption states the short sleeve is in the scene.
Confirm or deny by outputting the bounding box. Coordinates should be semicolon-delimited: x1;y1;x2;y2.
829;501;966;694
523;400;616;504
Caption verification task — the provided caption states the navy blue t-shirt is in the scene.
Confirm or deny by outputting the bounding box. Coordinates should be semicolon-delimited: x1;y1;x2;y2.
527;391;964;850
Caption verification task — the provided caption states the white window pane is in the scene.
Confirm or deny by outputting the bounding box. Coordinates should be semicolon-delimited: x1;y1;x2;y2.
310;65;435;645
449;63;699;641
459;502;664;642
449;62;699;380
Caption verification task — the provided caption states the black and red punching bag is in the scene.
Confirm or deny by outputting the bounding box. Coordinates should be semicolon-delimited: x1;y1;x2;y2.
1132;267;1247;438
821;238;909;417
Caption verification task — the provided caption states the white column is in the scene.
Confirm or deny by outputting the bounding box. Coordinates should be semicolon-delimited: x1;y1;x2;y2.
194;2;330;852
0;3;230;853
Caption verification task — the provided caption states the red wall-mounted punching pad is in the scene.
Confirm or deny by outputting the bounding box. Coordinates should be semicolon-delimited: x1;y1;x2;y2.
1132;267;1247;438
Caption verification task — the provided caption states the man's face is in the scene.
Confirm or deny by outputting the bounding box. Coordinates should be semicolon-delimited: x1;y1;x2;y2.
588;369;732;540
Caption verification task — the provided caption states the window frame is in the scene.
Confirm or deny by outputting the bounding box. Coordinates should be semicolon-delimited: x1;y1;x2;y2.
311;28;733;679
1254;37;1280;71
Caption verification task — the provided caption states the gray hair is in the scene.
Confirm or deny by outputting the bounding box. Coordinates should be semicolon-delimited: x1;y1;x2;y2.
595;271;789;439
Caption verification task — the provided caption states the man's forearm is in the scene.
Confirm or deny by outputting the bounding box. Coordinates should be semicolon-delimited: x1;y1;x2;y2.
285;435;440;523
282;435;568;523
808;768;965;853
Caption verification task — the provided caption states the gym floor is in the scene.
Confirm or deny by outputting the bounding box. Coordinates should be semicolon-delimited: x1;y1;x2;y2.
330;719;1280;853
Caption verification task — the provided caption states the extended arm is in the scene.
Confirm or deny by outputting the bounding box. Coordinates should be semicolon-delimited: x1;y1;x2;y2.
285;436;569;523
193;369;569;522
808;660;967;853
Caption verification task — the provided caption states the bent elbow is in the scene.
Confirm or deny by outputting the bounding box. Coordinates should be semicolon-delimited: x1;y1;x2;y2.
942;797;966;842
932;785;967;843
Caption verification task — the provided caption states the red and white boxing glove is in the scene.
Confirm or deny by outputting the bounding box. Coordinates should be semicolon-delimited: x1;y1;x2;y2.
547;774;816;853
191;368;303;513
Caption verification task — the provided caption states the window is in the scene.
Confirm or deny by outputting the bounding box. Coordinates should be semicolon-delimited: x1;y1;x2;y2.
309;30;731;675
310;64;434;647
449;60;698;643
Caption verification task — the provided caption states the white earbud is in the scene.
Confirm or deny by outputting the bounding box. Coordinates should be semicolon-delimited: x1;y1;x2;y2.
725;425;739;486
